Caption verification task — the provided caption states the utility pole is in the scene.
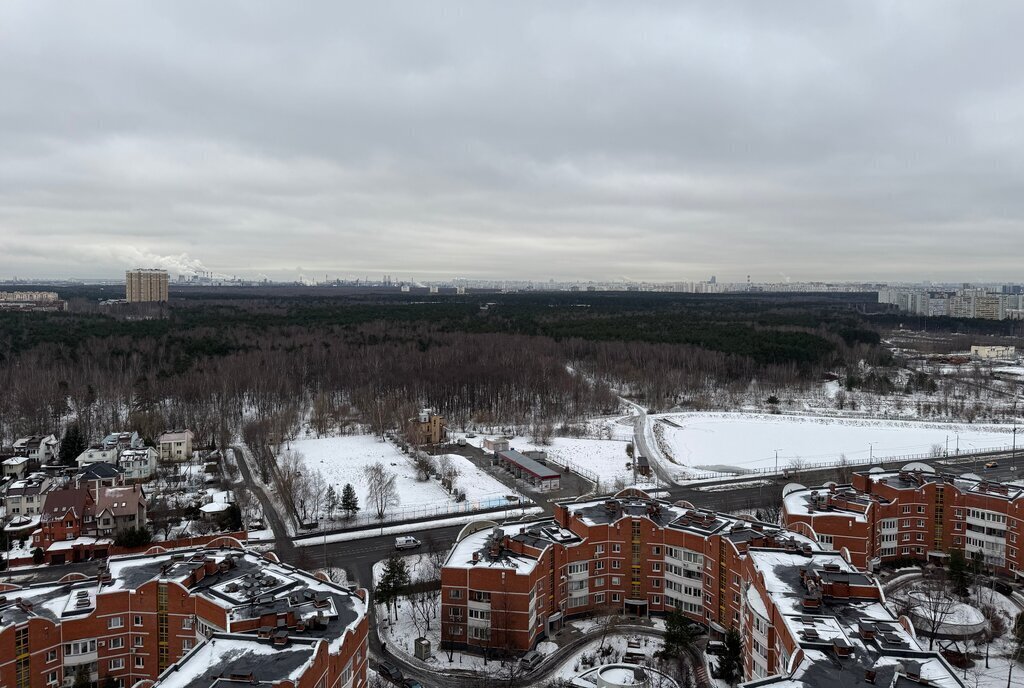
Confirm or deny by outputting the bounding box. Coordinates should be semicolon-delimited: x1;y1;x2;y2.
869;442;875;465
775;449;779;477
1013;425;1018;471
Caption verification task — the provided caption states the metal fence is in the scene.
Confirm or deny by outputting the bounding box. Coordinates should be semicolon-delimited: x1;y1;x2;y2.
300;493;530;534
683;443;1020;482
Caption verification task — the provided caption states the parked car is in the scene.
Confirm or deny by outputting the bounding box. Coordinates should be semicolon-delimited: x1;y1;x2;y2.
395;536;421;551
378;661;404;683
995;580;1014;595
403;679;423;688
519;650;543;671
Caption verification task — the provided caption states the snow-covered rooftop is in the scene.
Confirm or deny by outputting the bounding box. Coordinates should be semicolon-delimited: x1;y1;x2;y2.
445;518;573;574
153;634;320;688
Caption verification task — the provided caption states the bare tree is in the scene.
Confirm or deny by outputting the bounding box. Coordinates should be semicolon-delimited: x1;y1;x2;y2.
916;570;960;650
364;461;400;520
414;453;436;481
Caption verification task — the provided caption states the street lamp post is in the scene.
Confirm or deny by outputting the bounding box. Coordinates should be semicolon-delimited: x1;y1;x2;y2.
1013;425;1018;471
868;442;875;465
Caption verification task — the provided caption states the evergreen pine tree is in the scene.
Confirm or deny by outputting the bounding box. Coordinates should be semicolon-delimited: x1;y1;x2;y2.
948;548;969;597
719;627;744;685
341;483;360;518
59;422;87;466
324;485;338;519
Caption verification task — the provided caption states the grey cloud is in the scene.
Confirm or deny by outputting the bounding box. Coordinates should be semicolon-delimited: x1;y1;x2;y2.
1;1;1023;282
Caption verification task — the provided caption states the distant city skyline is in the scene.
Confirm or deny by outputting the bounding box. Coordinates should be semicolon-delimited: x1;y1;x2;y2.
2;3;1023;281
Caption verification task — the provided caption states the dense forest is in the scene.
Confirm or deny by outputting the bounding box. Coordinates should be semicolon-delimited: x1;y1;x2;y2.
0;287;887;450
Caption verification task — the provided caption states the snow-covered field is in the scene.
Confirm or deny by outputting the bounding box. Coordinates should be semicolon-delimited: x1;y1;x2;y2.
372;552;440;585
289;435;513;514
652;412;1017;476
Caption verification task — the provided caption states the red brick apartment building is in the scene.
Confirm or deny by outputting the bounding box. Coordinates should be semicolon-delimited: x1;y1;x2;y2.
0;543;368;688
441;489;968;688
783;464;1024;575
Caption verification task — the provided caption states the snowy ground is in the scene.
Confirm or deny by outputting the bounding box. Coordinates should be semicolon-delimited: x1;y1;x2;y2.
289;436;515;522
889;578;1024;688
376;593;667;680
372;552;441;585
551;633;663;682
651;412;1017;476
460;430;660;490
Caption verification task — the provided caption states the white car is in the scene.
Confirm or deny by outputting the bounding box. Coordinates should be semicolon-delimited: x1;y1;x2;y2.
395;536;421;551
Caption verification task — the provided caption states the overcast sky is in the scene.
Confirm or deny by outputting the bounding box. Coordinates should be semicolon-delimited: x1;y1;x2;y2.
1;2;1022;283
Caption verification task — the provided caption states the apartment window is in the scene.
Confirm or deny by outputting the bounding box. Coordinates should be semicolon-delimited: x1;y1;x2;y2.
46;672;59;687
596;544;605;554
612;544;621;553
65;640;97;655
611;577;621;586
956;509;964;518
135;656;145;669
109;658;124;671
902;534;910;542
612;593;621;602
653;563;661;572
134;636;144;648
450;589;461;599
954;537;962;545
652;546;661;556
918;506;925;514
653;595;661;605
954;523;962;531
902;506;911;514
901;547;909;555
449;607;463;620
917;520;925;528
182;617;193;630
109;616;124;629
916;533;924;541
595;560;605;571
653;579;661;589
594;593;606;604
593;577;605;587
46;650;57;662
612;560;621;569
109;636;124;649
902;520;911;528
1012;534;1018;544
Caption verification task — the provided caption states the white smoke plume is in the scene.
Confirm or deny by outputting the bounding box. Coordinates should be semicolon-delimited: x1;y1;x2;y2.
108;247;222;278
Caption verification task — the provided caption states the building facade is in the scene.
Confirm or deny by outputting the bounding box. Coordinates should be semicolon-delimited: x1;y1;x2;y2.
783;464;1024;576
126;269;170;303
0;545;368;688
159;429;194;462
441;489;967;688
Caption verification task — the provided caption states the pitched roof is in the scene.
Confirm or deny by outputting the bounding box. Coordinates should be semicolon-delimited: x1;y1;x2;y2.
95;485;146;517
42;488;93;520
76;462;124;480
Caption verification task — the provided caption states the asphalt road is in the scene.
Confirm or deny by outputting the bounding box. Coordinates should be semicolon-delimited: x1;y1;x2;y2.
231;445;295;559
